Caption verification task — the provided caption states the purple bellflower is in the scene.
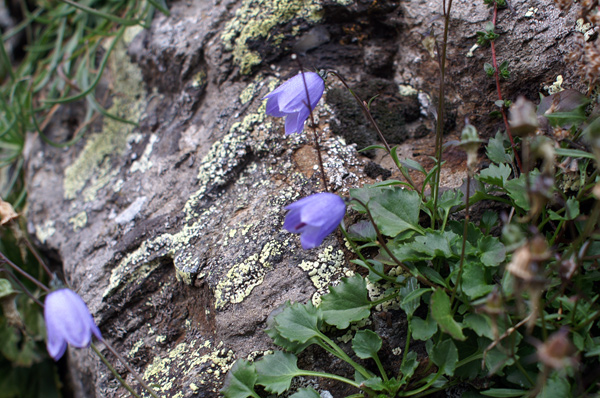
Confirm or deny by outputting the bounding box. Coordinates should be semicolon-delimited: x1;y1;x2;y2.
44;288;102;360
263;71;325;135
283;192;346;249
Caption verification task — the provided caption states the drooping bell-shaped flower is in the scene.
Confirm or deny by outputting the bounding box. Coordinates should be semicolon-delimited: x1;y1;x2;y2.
44;288;102;360
263;71;325;135
283;192;346;249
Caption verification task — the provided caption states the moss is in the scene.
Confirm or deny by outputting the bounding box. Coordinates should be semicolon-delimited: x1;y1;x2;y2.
63;27;146;201
220;0;323;75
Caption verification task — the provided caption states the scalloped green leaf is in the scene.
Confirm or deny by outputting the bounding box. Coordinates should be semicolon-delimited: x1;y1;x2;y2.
352;329;382;359
274;301;322;344
255;351;302;394
430;289;465;340
320;275;371;329
429;339;458;377
289;387;321;398
221;359;259;398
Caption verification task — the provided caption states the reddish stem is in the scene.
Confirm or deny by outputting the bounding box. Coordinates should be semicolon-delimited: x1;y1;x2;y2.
491;3;522;172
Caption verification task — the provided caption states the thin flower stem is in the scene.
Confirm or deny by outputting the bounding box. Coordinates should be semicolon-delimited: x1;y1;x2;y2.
0;267;44;306
432;0;453;227
317;332;372;379
373;354;389;382
339;225;397;283
400;320;412;369
20;232;54;278
101;339;161;398
295;56;329;192
300;370;361;389
327;70;419;192
370;290;401;307
350;198;439;289
0;251;49;292
450;173;470;306
490;2;522;172
91;343;142;398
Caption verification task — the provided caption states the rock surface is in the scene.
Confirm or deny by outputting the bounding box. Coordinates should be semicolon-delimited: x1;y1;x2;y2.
25;0;582;396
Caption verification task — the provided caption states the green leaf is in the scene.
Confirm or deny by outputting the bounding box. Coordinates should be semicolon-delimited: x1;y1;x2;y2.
360;377;386;392
392;231;458;261
320;275;371;329
539;374;571;398
347;221;377;242
481;389;528;397
400;351;419;382
352;329;382;359
350;186;421;237
255;351;302;394
401;159;427;174
429;339;458;376
289;387;321;398
0;279;17;297
438;189;464;215
486;132;513;165
266;302;318;353
554;147;596;161
477;235;506;267
504;170;541;211
545;111;587;127
221;360;259;398
478;163;512;188
430;289;466;340
463;314;494;340
548;197;580;221
484;62;494;77
274;301;322;344
461;261;494;300
411;314;438;341
400;278;426;318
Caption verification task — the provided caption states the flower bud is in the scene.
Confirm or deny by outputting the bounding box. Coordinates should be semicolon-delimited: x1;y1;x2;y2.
509;96;538;137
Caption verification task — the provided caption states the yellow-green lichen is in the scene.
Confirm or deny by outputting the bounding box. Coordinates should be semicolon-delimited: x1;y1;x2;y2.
34;220;56;244
213;239;284;309
63;27;146;201
183;102;268;221
367;266;405;311
221;0;323;75
129;339;145;358
239;82;257;105
104;222;205;297
191;69;207;88
297;245;350;306
143;340;235;396
68;211;87;232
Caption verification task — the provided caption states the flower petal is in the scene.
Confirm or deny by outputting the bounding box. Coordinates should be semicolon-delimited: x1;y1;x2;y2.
265;96;286;117
44;288;101;360
283;193;346;250
284;107;310;135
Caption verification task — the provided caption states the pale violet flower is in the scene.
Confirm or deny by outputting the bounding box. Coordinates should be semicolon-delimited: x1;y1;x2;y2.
263;71;325;135
44;288;102;360
283;193;346;249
